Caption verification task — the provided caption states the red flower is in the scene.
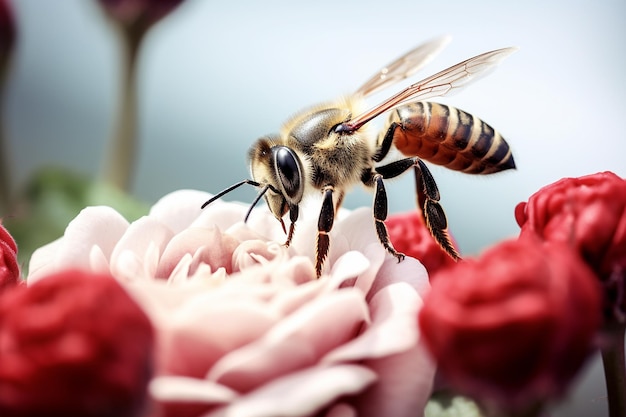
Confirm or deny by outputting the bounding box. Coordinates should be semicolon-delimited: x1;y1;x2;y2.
0;0;14;55
515;171;626;319
419;237;602;409
0;221;19;293
0;269;155;417
98;0;185;30
386;211;457;277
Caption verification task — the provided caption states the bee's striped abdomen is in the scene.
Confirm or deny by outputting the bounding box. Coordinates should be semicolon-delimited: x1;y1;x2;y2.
383;102;515;174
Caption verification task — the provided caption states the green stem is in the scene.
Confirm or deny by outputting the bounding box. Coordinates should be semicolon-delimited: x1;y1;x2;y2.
602;324;626;417
101;24;143;192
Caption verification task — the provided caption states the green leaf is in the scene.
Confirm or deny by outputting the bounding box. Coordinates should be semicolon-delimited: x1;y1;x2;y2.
425;392;486;417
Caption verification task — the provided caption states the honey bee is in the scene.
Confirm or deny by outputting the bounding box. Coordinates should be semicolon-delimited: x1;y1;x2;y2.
202;36;517;277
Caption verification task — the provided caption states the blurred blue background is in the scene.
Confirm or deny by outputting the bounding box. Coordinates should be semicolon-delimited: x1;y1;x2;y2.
2;1;625;415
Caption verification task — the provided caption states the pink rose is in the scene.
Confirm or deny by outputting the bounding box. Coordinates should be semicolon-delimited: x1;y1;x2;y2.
28;190;434;417
0;269;154;417
515;171;626;319
419;237;602;409
0;221;20;292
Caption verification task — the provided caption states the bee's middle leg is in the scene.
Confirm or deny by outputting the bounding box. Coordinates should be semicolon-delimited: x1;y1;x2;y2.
373;174;405;262
368;158;417;262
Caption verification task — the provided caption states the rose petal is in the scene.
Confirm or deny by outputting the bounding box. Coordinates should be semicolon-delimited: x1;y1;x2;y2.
150;189;214;234
194;202;251;235
355;343;435;417
207;289;370;392
129;283;279;378
110;216;174;280
322;282;421;363
367;255;429;300
150;376;238;404
157;226;239;278
326;250;372;290
204;365;377;417
57;206;129;271
28;238;63;283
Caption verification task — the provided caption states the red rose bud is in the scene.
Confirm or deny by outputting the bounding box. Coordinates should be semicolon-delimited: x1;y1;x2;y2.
0;269;155;417
386;211;457;277
98;0;185;31
515;171;626;320
0;221;19;293
0;0;15;55
419;238;602;409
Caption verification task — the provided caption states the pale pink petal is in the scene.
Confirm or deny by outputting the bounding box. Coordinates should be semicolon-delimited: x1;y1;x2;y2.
338;244;385;295
114;249;149;280
56;206;129;270
355;343;435;417
193;201;250;233
322;282;421;364
269;276;326;316
149;189;213;233
331;207;380;259
28;237;62;283
159;297;279;377
204;365;377;417
231;240;287;272
88;244;112;275
124;279;214;314
110;216;174;279
30;207;129;282
150;376;238;404
270;256;316;286
367;255;430;301
207;289;369;392
157;226;239;278
325;251;372;290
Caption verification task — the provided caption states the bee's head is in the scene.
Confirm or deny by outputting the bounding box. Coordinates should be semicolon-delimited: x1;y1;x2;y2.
248;137;304;222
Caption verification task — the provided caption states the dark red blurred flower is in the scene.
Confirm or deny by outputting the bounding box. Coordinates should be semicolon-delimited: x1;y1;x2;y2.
0;221;19;293
419;237;602;409
0;0;14;55
98;0;185;31
515;171;626;320
386;211;457;277
0;269;155;417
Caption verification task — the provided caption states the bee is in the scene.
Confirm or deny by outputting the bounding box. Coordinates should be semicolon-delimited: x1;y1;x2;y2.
202;36;517;277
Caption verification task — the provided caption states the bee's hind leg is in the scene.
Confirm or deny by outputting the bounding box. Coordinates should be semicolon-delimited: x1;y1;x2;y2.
413;159;460;260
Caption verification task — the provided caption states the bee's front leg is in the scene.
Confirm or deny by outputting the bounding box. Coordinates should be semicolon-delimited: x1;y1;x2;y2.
315;186;335;277
284;204;299;247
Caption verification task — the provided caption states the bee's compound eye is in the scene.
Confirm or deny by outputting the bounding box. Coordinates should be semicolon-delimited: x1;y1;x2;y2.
273;146;303;202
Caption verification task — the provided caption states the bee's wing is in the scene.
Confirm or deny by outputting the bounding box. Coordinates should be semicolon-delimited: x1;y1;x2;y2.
354;35;451;98
343;46;518;132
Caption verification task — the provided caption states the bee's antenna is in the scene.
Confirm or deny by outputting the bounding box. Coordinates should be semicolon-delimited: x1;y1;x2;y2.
201;179;262;209
244;184;272;223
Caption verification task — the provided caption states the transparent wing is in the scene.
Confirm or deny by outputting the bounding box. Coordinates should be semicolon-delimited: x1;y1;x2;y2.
343;46;518;132
354;35;451;97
